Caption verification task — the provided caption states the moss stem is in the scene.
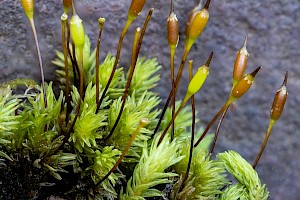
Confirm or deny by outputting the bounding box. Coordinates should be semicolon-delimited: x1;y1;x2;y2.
66;20;78;86
72;43;80;89
29;18;47;107
78;47;84;99
158;94;189;145
95;119;148;187
194;100;232;147
209;106;229;154
61;14;71;120
170;47;176;141
104;9;154;141
153;46;190;137
183;60;195;182
253;120;275;169
95;20;105;113
97;18;133;107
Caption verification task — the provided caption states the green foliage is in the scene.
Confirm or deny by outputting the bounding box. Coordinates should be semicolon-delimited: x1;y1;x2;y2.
0;87;20;164
21;83;63;157
42;152;77;180
87;146;122;198
0;87;20;146
96;54;125;99
70;83;108;152
0;10;272;199
108;92;159;144
128;57;161;97
218;150;269;200
173;141;228;199
120;135;184;199
160;101;194;140
220;183;248;200
107;91;160;160
0;78;37;90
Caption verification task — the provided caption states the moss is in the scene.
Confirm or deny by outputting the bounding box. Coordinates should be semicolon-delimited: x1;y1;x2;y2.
0;0;285;199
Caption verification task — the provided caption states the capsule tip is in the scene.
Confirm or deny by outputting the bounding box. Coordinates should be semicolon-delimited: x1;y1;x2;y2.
98;17;106;24
250;66;262;77
150;8;155;14
205;52;214;67
61;13;68;21
204;0;211;10
140;118;150;126
242;34;248;48
282;71;288;86
170;0;174;13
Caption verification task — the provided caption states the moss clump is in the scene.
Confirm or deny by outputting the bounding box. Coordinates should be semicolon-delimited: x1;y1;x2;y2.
1;0;289;199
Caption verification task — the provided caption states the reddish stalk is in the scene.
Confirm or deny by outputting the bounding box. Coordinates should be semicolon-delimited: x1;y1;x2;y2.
183;60;195;182
170;48;176;141
95;18;105;113
194;101;232;147
253;72;288;169
209;106;229;154
195;67;262;147
167;0;178;141
158;92;190;145
153;0;212;138
152;48;190;137
252;120;275;169
61;14;71;120
61;49;84;146
66;21;78;86
78;48;84;99
97;17;134;107
71;43;80;89
95;119;149;187
29;18;47;107
104;9;154;141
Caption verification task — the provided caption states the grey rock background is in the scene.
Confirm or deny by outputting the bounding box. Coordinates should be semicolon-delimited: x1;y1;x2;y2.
0;0;300;199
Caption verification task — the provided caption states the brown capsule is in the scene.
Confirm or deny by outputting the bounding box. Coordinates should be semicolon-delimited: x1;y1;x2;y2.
128;0;147;20
231;66;261;99
21;0;34;19
270;72;288;121
233;35;249;84
167;12;179;48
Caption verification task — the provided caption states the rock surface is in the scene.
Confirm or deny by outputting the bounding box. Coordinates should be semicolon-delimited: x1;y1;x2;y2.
1;0;300;199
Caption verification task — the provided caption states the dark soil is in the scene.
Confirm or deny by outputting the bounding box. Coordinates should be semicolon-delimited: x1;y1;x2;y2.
0;153;81;200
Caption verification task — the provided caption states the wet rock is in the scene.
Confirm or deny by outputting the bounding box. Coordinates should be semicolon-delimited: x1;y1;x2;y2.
0;0;299;199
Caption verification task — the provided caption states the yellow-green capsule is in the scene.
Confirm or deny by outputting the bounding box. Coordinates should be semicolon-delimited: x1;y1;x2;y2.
128;0;146;21
21;0;34;19
185;52;213;99
231;66;261;99
98;17;106;29
70;14;85;48
270;72;288;121
185;0;210;46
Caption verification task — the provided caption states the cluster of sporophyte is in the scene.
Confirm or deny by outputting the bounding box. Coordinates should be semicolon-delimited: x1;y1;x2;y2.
0;0;288;199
